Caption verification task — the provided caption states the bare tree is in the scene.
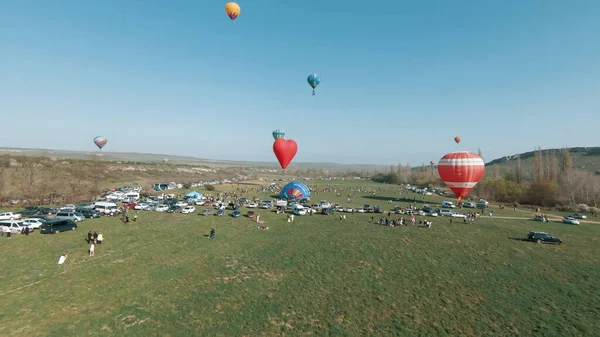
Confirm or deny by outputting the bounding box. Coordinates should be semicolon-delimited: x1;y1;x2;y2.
561;170;587;205
533;147;544;182
560;148;572;177
514;154;523;185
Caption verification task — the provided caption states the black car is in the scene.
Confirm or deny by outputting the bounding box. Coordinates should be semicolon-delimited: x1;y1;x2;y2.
166;206;181;213
527;231;562;245
231;210;241;218
80;209;101;218
40;219;78;234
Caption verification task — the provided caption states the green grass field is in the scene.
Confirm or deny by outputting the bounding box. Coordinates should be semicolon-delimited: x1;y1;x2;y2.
1;181;599;336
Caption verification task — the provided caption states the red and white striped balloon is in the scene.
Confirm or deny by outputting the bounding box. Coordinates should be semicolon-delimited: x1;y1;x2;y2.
437;151;485;201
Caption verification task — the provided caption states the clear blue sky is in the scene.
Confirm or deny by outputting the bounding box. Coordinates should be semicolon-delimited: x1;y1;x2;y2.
1;0;599;165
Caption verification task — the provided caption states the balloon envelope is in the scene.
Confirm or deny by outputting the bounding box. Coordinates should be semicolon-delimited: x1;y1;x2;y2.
225;2;240;21
273;138;298;170
272;129;285;140
437;151;485;201
307;74;321;89
93;136;108;150
280;181;311;200
454;136;461;144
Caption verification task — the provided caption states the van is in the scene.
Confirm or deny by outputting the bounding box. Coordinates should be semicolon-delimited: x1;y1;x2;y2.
125;192;140;200
94;202;119;215
40;219;78;234
1;220;26;234
439;209;455;217
441;201;456;209
291;204;307;216
55;211;85;222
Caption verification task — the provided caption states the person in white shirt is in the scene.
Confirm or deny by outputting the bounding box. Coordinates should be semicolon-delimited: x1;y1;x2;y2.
89;243;95;257
57;254;68;264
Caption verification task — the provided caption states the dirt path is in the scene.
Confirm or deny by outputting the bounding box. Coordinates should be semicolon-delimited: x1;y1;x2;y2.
492;215;600;224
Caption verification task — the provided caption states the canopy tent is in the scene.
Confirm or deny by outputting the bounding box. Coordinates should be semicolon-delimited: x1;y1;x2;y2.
185;191;203;199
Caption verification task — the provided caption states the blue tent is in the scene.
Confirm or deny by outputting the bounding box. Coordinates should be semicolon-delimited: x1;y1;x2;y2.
280;181;311;200
185;191;203;199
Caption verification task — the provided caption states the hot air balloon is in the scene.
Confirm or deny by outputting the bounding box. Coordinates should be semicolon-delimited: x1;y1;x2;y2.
437;151;485;201
273;138;298;170
225;2;240;22
307;74;320;96
454;136;461;144
272;129;285;140
93;136;107;150
280;181;311;200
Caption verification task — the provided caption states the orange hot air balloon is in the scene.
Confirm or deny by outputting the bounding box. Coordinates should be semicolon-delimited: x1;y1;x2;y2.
454;136;461;144
437;151;485;201
225;2;241;22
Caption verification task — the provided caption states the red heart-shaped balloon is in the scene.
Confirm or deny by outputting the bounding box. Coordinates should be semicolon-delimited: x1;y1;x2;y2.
273;139;298;170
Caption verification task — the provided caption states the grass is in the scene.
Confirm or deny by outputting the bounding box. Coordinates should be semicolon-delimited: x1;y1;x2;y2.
1;181;599;336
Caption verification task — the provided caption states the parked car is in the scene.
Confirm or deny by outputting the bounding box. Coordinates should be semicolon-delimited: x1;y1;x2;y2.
526;231;562;245
569;213;587;219
321;208;335;215
441;201;456;209
231;210;241;218
166;206;182;214
247;211;255;218
1;220;27;234
216;209;225;216
247;202;258;208
200;209;213;216
462;202;475;208
346;206;354;213
21;218;47;230
181;206;196;214
0;212;22;220
134;203;149;210
55;211;85;222
80;210;101;219
356;207;365;213
155;205;169;212
29;215;54;221
145;204;157;211
562;217;580;225
427;211;439;217
175;201;188;207
39;219;78;234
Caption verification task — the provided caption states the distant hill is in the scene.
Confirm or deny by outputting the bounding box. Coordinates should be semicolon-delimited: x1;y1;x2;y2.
0;147;387;172
485;147;600;176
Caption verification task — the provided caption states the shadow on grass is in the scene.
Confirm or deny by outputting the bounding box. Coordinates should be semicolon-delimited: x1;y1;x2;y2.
508;237;528;242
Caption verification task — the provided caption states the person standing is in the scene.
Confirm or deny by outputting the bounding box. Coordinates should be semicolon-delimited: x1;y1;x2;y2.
89;243;95;257
209;228;215;239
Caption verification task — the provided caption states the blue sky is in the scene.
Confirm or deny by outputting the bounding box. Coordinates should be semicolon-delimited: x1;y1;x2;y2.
1;0;599;165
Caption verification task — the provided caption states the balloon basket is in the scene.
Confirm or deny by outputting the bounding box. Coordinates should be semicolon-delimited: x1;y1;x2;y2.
312;90;315;96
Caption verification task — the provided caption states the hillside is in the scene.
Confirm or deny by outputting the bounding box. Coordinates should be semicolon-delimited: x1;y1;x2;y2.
0;147;388;172
485;147;600;176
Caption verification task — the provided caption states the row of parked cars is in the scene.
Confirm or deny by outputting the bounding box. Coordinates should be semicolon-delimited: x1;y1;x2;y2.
1;205;104;235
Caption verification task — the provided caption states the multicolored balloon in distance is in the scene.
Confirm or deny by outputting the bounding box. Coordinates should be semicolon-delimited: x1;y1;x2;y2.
280;181;311;200
273;138;298;170
93;136;107;150
437;151;485;201
454;136;461;144
225;2;240;22
307;74;321;96
272;129;285;140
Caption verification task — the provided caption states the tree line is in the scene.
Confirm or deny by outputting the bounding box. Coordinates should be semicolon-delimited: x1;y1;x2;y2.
370;148;600;211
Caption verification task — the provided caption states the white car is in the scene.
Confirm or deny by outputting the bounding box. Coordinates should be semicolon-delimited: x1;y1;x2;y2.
427;211;439;217
346;207;353;213
451;213;467;218
247;203;258;208
563;217;580;225
134;203;148;210
155;205;169;212
175;201;188;207
356;208;365;213
1;221;26;234
569;213;587;219
21;218;46;230
181;206;196;214
0;212;22;220
195;200;205;205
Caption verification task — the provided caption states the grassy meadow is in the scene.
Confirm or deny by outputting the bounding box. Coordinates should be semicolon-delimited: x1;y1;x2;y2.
1;180;599;336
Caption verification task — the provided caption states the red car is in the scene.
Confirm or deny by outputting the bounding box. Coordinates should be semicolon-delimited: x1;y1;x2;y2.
247;211;255;218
